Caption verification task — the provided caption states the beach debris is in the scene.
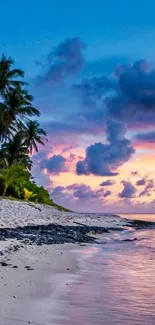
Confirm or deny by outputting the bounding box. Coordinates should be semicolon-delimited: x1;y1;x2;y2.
123;238;138;242
25;266;34;270
13;295;18;299
12;265;18;268
0;261;9;267
0;223;111;247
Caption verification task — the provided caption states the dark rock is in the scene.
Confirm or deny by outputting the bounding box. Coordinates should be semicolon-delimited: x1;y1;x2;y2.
123;238;138;242
25;266;34;271
0;261;9;267
0;222;133;248
128;220;155;229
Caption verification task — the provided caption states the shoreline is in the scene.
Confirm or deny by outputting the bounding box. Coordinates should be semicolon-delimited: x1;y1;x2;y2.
0;242;86;325
0;199;154;324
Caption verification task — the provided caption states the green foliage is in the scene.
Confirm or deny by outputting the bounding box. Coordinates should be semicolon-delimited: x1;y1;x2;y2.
0;53;70;212
0;164;30;196
0;133;32;170
21;182;52;204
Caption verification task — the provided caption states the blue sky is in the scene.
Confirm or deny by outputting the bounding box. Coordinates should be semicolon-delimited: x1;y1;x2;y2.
1;0;155;212
2;0;155;78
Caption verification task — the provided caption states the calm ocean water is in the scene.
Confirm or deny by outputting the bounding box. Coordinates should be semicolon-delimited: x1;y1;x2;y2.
66;214;155;325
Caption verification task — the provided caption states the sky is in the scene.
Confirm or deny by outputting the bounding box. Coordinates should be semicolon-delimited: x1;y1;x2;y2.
1;0;155;213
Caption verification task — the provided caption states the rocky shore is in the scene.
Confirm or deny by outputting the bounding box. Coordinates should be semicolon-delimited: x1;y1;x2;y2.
0;199;154;252
0;199;154;325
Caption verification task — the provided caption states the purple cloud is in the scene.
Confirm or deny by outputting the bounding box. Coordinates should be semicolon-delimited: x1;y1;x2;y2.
37;37;86;83
140;179;155;196
75;59;155;129
147;180;154;189
136;178;146;186
44;154;66;174
119;181;136;198
103;190;111;197
100;180;115;186
134;131;155;143
131;171;138;176
74;76;115;108
76;120;135;176
52;183;110;203
139;190;151;197
107;60;155;119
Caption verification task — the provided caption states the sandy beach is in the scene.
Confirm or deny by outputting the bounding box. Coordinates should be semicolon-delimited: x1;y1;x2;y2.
0;199;102;325
0;199;149;325
0;199;128;229
0;242;84;325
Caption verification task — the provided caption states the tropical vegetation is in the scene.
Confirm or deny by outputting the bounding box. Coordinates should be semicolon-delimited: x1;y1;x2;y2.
0;54;69;210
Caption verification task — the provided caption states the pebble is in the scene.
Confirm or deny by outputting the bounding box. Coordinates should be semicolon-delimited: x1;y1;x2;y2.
0;262;8;267
25;266;34;271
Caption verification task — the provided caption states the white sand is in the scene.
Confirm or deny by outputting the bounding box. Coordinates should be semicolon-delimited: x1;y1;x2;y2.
0;199;130;324
0;199;127;229
0;242;83;325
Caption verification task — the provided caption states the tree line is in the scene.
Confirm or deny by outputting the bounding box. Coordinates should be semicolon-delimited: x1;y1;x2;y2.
0;54;57;206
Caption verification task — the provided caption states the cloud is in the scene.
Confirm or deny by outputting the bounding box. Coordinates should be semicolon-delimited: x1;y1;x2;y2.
51;183;110;207
36;37;86;83
43;154;66;174
139;179;155;197
136;178;146;186
75;59;155;130
103;190;111;197
51;186;66;197
131;171;138;176
119;181;136;198
61;145;79;154
76;119;135;176
147;179;154;189
74;76;115;108
134;131;155;143
66;183;104;200
107;60;155;119
100;180;115;186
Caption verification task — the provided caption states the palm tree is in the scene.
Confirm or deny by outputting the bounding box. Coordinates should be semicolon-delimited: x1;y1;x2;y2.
22;120;47;154
0;161;30;196
0;85;40;141
0;133;32;169
0;54;26;94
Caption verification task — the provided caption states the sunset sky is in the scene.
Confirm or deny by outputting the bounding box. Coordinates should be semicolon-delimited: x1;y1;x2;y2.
1;0;155;212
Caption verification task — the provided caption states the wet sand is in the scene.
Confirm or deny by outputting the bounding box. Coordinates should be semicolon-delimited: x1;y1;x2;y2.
0;242;83;325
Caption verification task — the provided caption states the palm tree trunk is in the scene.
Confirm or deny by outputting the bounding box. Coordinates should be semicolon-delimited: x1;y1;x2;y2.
2;184;8;196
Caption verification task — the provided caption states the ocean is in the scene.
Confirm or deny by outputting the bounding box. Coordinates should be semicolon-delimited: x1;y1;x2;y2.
65;214;155;325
